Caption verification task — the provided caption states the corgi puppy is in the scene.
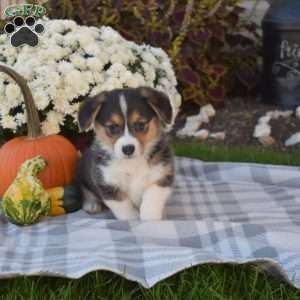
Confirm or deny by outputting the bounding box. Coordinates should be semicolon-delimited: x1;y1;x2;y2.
75;87;174;220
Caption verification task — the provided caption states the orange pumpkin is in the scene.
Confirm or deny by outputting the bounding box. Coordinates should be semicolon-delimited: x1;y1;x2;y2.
0;64;79;197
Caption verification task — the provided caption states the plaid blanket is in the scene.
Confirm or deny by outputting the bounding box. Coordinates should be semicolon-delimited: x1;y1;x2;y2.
0;157;300;288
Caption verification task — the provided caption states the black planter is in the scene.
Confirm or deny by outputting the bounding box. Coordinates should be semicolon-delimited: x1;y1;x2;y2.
261;0;300;108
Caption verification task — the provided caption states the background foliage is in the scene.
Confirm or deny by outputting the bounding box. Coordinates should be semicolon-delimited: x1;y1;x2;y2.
46;0;260;108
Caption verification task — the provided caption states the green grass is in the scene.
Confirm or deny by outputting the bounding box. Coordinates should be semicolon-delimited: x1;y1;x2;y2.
1;264;300;300
1;142;300;300
174;141;300;166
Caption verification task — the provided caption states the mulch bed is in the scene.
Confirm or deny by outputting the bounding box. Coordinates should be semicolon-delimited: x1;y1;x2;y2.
174;98;300;151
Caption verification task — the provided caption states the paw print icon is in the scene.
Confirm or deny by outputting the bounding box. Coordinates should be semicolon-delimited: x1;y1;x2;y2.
4;16;44;47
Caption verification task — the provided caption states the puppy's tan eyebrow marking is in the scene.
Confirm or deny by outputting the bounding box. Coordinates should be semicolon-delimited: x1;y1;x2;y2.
129;110;144;123
94;122;116;147
109;113;123;125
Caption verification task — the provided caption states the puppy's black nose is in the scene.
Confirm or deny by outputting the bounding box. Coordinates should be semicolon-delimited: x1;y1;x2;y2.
122;144;135;156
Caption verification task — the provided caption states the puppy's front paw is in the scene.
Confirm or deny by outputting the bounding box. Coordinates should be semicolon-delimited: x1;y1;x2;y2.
140;185;172;221
118;210;140;221
104;199;139;220
83;200;102;214
140;209;163;221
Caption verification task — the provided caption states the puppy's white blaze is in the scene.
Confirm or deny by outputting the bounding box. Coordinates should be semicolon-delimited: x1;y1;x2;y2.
115;93;141;158
140;185;172;221
119;94;127;118
104;199;139;220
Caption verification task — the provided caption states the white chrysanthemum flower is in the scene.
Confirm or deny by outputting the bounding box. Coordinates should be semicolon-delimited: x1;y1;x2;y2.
5;83;21;101
90;85;105;96
0;19;181;135
150;47;168;58
112;47;135;65
58;61;74;74
101;26;122;43
99;52;110;65
47;110;64;125
4;46;18;58
107;63;127;76
37;49;51;62
53;88;69;112
74;80;90;97
134;73;146;85
48;21;66;33
13;65;34;81
0;81;5;96
29;78;46;90
14;113;26;126
64;69;82;87
1;115;16;130
81;71;94;84
61;19;77;31
78;33;94;48
51;33;64;45
63;34;79;49
83;44;101;56
142;63;156;82
86;57;103;71
48;71;61;87
0;103;10;115
33;89;50;110
71;54;87;70
0;35;7;43
47;45;68;61
92;72;104;84
6;93;19;109
41;119;60;135
119;70;134;84
159;78;173;88
48;85;59;99
142;51;159;65
102;77;123;91
125;76;141;88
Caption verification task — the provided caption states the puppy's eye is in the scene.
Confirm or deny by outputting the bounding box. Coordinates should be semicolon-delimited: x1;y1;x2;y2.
134;121;147;132
106;124;121;135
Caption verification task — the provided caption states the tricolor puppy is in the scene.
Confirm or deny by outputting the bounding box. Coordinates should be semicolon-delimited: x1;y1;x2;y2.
75;87;174;220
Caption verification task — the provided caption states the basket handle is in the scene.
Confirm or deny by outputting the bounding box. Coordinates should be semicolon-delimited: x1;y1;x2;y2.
0;64;42;138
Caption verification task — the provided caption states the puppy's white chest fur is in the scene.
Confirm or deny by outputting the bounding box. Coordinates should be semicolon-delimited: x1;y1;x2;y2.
101;157;164;207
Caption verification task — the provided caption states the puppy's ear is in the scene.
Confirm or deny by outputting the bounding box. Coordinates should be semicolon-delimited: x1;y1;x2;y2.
138;87;173;125
78;92;107;132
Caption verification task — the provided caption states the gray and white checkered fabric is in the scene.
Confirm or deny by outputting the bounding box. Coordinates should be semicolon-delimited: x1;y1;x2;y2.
1;157;300;288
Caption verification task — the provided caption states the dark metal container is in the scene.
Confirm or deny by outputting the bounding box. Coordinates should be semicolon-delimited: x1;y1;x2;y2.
262;0;300;108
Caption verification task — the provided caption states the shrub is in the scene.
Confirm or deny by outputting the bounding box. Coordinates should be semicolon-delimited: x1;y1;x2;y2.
0;20;180;139
47;0;260;107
